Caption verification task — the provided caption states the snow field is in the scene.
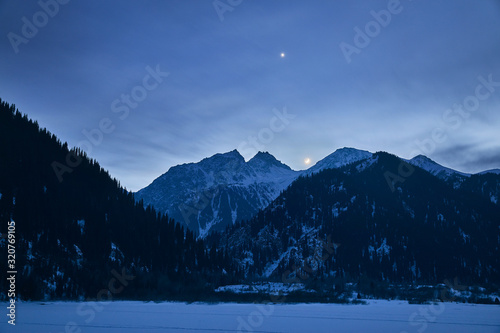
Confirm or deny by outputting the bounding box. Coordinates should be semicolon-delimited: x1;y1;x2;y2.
0;300;499;333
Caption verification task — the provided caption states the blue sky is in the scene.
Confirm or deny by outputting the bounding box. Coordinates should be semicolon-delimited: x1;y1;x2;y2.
1;0;499;191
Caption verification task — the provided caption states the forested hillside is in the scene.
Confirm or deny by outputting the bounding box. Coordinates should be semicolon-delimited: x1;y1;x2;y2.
219;153;500;297
0;99;238;300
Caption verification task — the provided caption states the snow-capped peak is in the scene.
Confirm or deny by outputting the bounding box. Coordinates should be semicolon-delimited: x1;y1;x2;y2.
136;147;497;238
198;149;245;170
408;155;470;179
477;169;500;175
305;147;372;175
135;149;299;237
248;151;292;171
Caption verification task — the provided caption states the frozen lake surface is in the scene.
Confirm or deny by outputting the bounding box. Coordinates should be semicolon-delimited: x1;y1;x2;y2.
1;300;499;332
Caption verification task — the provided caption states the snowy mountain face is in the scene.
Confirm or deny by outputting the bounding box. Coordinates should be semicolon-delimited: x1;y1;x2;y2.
407;156;500;192
478;169;500;175
408;156;500;179
135;150;300;237
305;147;372;175
136;147;499;238
408;155;469;178
407;155;470;188
135;148;373;237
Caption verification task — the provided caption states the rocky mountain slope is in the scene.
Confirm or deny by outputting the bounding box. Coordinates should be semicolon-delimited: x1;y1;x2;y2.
135;148;373;237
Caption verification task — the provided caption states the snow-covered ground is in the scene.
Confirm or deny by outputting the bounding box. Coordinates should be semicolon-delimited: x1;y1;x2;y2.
1;300;499;332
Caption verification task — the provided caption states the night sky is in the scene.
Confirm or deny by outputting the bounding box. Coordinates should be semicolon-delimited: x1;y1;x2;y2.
1;0;499;191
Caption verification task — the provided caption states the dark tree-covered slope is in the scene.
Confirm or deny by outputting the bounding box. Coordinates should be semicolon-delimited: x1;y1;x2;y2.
221;152;500;289
0;99;238;300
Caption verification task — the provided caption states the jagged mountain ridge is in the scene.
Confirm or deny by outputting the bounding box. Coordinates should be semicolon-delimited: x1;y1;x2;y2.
136;147;495;237
305;147;372;175
407;155;470;178
135;148;373;237
135;150;301;237
220;152;500;286
406;155;470;188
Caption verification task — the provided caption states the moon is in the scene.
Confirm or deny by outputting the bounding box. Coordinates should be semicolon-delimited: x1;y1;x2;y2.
304;158;311;165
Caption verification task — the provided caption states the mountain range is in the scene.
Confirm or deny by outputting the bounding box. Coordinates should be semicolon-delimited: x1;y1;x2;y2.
135;150;299;237
220;152;500;291
136;147;498;238
2;98;499;301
